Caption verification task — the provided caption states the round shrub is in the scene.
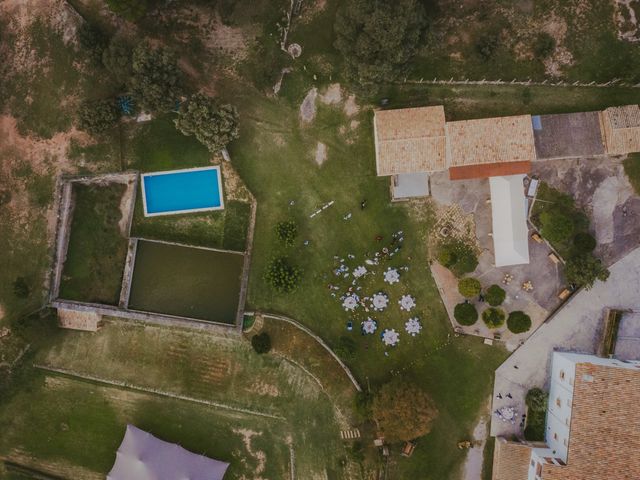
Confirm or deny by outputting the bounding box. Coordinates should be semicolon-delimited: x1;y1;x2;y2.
458;277;481;298
454;302;478;326
437;248;457;268
573;232;596;253
482;308;506;329
507;311;532;333
275;220;298;246
77;98;120;135
264;257;301;293
251;332;271;354
485;284;506;306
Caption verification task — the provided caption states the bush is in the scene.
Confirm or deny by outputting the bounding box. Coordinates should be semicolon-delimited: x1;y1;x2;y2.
102;37;133;85
458;277;481;298
454;302;478;326
334;0;428;86
354;391;373;419
533;32;556;59
482;308;505;329
335;336;357;360
438;241;478;276
275;220;298;247
573;232;596;253
251;332;271;354
13;277;30;298
540;210;574;243
372;379;438;442
564;253;610;289
77;23;108;65
485;284;506;306
507;311;532;333
131;43;183;113
264;257;301;293
475;30;500;60
525;387;548;411
77;99;120;135
174;93;239;152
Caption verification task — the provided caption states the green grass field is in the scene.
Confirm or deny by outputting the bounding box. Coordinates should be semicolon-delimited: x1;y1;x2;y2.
0;319;352;478
58;183;129;305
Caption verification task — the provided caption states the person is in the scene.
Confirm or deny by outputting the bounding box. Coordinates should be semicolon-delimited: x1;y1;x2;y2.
360;200;367;209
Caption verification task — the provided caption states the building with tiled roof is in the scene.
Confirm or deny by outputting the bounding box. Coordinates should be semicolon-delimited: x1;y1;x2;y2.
492;352;640;480
492;438;534;480
373;106;447;176
600;105;640;155
445;115;535;180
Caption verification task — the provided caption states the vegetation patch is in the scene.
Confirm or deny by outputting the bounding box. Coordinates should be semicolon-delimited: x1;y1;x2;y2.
437;240;478;277
454;302;478;326
507;311;532;334
59;183;128;305
485;284;506;307
524;387;548;441
458;277;481;298
482;308;506;329
623;153;640;196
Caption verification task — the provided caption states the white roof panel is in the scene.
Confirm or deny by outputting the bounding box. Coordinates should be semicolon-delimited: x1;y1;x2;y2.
489;175;530;267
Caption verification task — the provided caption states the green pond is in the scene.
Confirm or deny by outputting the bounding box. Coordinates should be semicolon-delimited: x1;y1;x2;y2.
127;240;244;324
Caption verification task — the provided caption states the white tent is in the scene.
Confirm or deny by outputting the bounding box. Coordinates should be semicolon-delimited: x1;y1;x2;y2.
107;425;229;480
489;175;530;267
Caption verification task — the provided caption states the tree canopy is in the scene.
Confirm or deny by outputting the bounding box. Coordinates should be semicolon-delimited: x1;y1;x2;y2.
482;307;506;329
458;277;481;298
174;93;239;152
454;302;478;326
102;37;133;86
251;332;271;354
334;0;427;86
507;311;532;333
564;254;610;289
264;257;301;293
131;44;182;113
485;284;506;306
77;99;120;135
372;379;438;442
540;210;574;243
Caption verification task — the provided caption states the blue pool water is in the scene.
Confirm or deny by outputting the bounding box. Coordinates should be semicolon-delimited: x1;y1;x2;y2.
142;167;223;216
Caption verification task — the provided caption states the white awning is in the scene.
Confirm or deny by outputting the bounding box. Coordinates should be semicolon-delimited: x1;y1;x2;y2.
107;425;229;480
489;175;530;267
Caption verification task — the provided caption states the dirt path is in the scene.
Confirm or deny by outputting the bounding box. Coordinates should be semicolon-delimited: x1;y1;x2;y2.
462;408;490;480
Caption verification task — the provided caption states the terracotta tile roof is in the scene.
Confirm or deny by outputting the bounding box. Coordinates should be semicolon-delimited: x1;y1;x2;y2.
600;105;640;155
492;438;532;480
542;362;640;480
446;115;536;167
374;106;447;175
448;161;531;180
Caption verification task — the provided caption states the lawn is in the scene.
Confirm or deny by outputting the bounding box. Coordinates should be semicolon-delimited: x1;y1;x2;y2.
22;319;349;478
624;153;640;195
58;183;129;305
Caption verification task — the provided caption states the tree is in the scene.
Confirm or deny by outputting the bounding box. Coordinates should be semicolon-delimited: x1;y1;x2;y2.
437;240;478;277
485;284;506;306
525;387;548;411
334;0;427;86
13;277;30;298
77;23;108;65
102;37;133;86
275;220;298;247
564;254;610;289
475;30;500;60
335;336;357;360
533;32;556;59
458;277;481;298
106;0;149;21
482;308;506;329
454;302;478;326
573;232;596;253
540;210;574;243
507;311;532;333
251;332;271;354
174;93;239;152
264;257;301;293
77;99;119;135
131;44;182;113
372;379;438;442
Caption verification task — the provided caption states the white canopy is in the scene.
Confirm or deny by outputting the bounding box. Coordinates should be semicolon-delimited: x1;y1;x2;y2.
383;268;400;284
489;175;530;267
107;425;229;480
382;329;400;346
342;295;359;311
362;317;377;334
399;294;416;311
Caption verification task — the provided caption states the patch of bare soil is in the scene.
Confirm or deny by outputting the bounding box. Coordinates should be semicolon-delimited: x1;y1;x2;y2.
541;14;574;77
314;141;327;166
221;162;252;202
245;380;280;397
234;428;267;480
319;83;342;105
299;87;318;124
298;0;328;24
344;94;359;117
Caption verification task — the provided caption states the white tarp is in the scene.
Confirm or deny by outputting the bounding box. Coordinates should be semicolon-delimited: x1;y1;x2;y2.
489;175;530;267
107;425;229;480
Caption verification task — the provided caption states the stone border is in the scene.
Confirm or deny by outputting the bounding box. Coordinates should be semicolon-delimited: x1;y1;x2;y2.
118;237;138;308
249;312;362;392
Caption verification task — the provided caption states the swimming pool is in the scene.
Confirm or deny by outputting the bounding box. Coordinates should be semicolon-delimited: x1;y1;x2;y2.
141;166;224;217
